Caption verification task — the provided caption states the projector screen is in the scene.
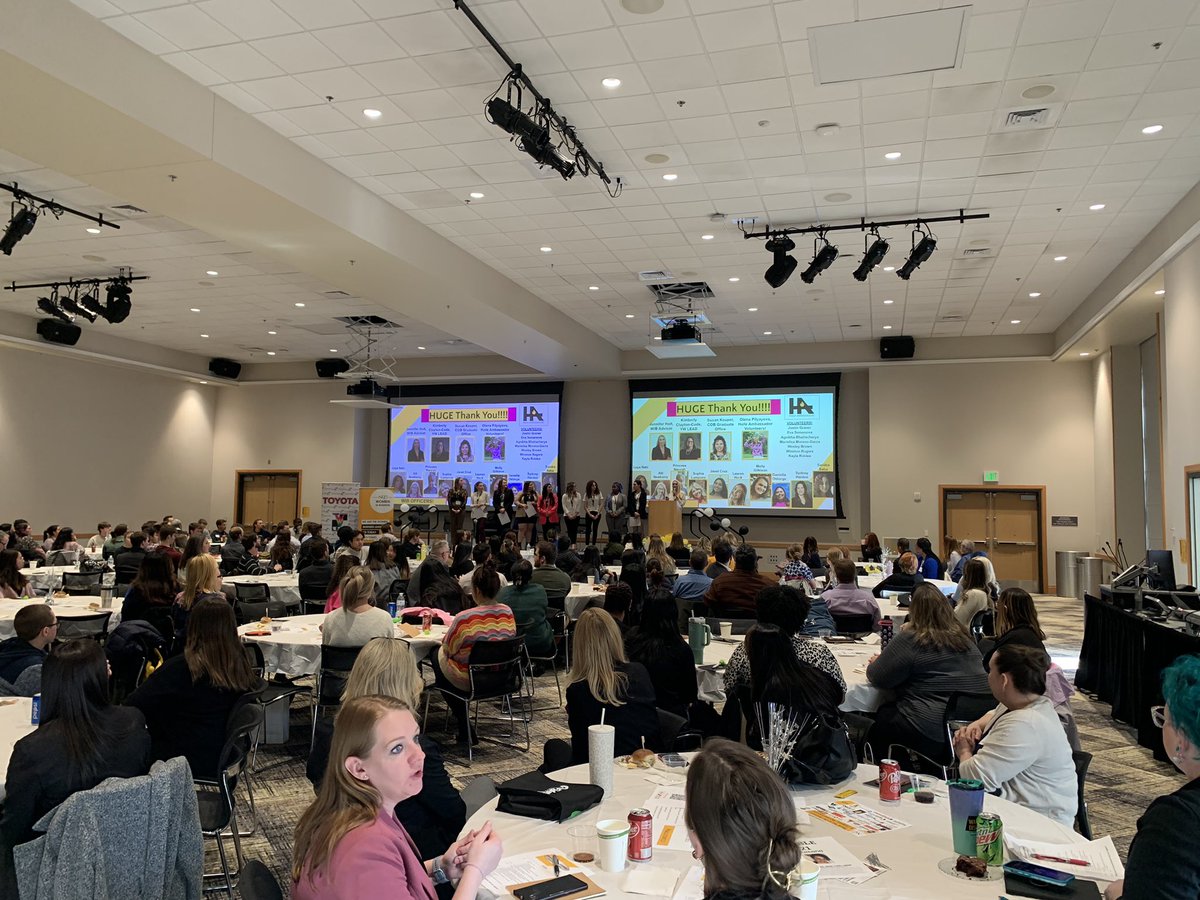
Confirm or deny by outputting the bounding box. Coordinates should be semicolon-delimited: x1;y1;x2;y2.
630;376;840;516
388;389;561;505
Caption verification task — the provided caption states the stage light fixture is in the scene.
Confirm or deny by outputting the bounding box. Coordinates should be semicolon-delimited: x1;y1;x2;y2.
37;292;71;323
799;235;838;284
896;230;936;281
103;279;133;323
1;205;37;256
852;233;889;281
486;96;576;179
61;287;97;323
78;287;104;319
763;235;797;288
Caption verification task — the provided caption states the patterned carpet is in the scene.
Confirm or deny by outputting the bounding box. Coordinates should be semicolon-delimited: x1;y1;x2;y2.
221;596;1182;896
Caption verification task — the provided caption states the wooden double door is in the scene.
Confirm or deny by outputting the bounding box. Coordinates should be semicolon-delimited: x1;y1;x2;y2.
941;486;1045;592
236;471;301;525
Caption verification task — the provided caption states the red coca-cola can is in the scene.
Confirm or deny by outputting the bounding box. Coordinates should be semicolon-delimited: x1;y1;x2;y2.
421;611;433;632
627;808;653;861
878;759;902;803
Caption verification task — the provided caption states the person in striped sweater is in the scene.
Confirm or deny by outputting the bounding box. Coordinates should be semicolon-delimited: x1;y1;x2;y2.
435;561;517;744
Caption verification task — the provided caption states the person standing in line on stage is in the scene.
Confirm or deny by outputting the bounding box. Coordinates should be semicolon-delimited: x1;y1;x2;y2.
516;481;538;550
561;482;583;548
605;482;626;542
491;479;515;538
446;478;469;545
537;483;560;544
583;480;604;546
629;481;648;535
470;481;489;543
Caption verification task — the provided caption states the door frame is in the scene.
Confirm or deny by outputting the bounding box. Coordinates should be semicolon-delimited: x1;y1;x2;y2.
1183;464;1200;585
234;469;303;525
939;484;1047;592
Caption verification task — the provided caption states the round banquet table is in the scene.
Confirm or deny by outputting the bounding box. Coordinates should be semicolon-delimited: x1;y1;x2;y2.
0;596;124;640
222;571;302;608
464;761;1098;900
237;614;448;677
0;697;35;802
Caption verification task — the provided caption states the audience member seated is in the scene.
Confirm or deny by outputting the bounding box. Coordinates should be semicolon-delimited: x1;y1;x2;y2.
396;527;423;562
622;533;647;569
123;552;179;642
235;532;267;576
114;531;149;584
49;527;84;558
0;605;56;685
666;533;692;566
554;536;582;575
777;542;815;588
801;589;838;637
219;526;247;566
625;592;698;719
529;541;572;609
496;533;521;579
497;560;554;659
322;568;395;647
267;537;294;573
800;536;823;570
860;532;883;563
323;554;362;613
0;640;152;849
448;541;474;580
268;526;300;555
646;534;677;576
723;586;845;700
953;645;1077;826
334;529;365;561
415;555;465;616
703;545;776;617
949;539;987;582
11;520;45;563
178;533;211;572
292;695;503;900
299;540;335;600
1105;655;1200;900
435;562;517;745
673;549;713;620
102;523;129;560
569;544;607;585
823;560;882;631
306;638;466;862
953;558;993;629
411;540;452;604
171;554;224;648
705;539;733;580
85;522;111;553
543;608;661;769
979;588;1047;670
864;584;990;761
602;582;633;635
127;597;259;779
601;533;624;565
156;524;183;570
0;550;29;599
366;540;404;603
745;623;845;749
460;543;502;592
915;537;943;579
871;552;924;597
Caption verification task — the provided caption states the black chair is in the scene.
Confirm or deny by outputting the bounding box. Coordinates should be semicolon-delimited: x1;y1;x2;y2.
969;609;995;642
219;557;240;577
197;701;263;896
233;584;287;625
1073;749;1093;839
243;643;312;759
832;613;875;635
944;690;999;756
56;611;113;644
237;860;282;900
232;582;270;603
44;550;77;567
390;578;410;602
619;564;646;623
311;644;363;750
424;636;528;764
524;609;569;706
657;707;703;752
302;600;326;616
62;571;102;595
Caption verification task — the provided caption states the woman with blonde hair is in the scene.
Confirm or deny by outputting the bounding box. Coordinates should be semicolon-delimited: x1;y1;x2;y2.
306;639;465;860
170;553;221;645
322;567;394;647
324;554;362;613
293;695;503;900
541;608;661;770
646;533;677;576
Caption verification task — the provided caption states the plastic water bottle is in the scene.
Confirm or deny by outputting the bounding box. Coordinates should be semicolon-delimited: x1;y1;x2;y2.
880;617;894;649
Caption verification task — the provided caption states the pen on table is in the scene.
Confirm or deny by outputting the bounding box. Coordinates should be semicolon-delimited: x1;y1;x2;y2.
552;855;560;876
1032;854;1090;866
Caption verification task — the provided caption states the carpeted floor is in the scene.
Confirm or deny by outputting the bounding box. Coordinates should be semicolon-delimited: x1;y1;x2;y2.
220;596;1183;896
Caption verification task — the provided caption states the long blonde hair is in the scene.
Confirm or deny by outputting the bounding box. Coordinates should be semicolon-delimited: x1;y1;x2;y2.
342;638;422;708
339;566;376;611
293;695;411;884
568;608;627;706
905;584;972;651
179;554;220;611
646;534;671;569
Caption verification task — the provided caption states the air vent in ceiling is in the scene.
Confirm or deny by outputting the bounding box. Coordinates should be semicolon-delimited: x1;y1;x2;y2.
1003;108;1049;128
324;290;352;298
109;203;148;215
638;269;675;283
335;315;402;329
962;247;992;256
941;314;963;321
646;282;714;301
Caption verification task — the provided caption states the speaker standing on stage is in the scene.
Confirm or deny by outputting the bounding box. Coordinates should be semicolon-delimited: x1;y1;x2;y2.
446;479;468;544
605;482;626;541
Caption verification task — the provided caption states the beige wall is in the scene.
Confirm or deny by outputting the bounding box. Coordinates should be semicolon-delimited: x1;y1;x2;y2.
1092;352;1116;555
0;345;216;529
868;360;1099;587
1163;237;1200;582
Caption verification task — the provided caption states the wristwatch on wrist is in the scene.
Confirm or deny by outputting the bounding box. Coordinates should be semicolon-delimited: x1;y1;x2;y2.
431;857;450;885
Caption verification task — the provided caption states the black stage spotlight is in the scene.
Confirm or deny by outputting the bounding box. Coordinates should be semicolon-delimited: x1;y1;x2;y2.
897;231;937;280
486;96;575;179
78;286;104;319
103;280;132;323
37;293;71;323
61;288;97;323
800;236;839;284
852;233;889;282
764;235;797;288
0;206;37;256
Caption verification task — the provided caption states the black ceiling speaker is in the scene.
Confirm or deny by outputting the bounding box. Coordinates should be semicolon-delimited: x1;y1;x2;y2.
208;357;242;379
315;358;351;378
879;336;915;360
36;317;82;346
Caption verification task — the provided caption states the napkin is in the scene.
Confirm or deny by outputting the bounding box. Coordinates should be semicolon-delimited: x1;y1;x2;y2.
625;868;679;896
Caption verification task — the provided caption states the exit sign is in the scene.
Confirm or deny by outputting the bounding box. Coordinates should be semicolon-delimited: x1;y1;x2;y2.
983;471;1000;483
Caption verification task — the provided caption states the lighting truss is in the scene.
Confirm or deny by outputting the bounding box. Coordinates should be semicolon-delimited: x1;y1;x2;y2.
4;268;147;325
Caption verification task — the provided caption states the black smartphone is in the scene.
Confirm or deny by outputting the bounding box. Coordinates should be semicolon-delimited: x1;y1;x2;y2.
513;875;589;900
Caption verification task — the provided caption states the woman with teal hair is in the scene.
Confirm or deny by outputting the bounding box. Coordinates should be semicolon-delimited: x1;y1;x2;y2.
1105;654;1200;899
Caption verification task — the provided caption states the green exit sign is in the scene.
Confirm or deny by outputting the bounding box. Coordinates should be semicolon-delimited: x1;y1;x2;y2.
983;471;1000;483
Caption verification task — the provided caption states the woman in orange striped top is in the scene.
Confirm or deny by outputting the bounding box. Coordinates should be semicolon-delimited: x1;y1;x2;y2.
435;561;517;744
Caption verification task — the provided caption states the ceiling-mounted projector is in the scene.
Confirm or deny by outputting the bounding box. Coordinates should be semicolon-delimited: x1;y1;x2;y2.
346;378;399;400
661;318;699;342
648;316;715;359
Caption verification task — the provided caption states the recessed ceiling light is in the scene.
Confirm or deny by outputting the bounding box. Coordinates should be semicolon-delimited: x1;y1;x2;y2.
644;152;670;164
266;351;276;356
329;349;338;353
763;331;772;335
1028;292;1041;298
1079;352;1090;357
1054;255;1068;261
884;151;902;160
728;277;739;282
190;307;201;312
653;336;662;340
747;307;758;312
363;108;382;120
662;173;678;181
625;314;635;318
1089;203;1106;211
540;246;552;252
883;325;893;330
1011;319;1021;324
199;380;207;385
824;191;852;203
267;330;277;335
602;77;622;89
588;285;599;290
1142;124;1164;134
1155;289;1166;295
469;191;485;199
206;270;219;276
86;227;101;234
200;333;209;338
1021;83;1056;100
814;123;840;137
417;345;426;350
701;234;714;240
294;302;305;307
882;266;895;272
883;299;894;305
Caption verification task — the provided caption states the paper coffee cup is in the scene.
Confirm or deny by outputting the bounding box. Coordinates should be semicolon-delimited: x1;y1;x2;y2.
587;575;596;585
796;859;819;900
719;621;731;637
596;819;629;872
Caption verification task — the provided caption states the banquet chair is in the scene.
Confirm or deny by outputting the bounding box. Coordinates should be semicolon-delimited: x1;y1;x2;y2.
944;690;998;752
1073;750;1094;839
310;644;363;750
243;643;312;763
524;610;569;707
44;550;78;567
969;609;995;642
56;611;113;644
61;571;102;595
197;702;264;896
236;861;282;900
831;613;875;636
657;707;703;752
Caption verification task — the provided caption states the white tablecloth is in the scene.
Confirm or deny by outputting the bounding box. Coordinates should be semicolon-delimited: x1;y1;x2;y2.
237;614;448;677
223;572;302;608
464;761;1095;899
0;697;35;802
0;596;124;640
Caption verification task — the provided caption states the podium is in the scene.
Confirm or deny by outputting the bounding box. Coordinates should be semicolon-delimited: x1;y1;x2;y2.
648;499;682;539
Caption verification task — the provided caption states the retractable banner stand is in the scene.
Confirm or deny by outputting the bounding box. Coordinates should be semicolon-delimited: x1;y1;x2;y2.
321;482;360;532
360;488;395;541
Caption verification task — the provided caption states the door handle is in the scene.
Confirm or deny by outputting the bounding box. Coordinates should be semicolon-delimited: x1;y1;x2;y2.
995;541;1036;546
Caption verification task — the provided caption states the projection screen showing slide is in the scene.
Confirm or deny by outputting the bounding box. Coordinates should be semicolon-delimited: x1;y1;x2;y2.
387;393;561;505
630;377;840;516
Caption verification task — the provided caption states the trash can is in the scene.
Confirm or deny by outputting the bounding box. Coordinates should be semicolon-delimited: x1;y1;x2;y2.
1055;550;1087;599
1077;556;1108;601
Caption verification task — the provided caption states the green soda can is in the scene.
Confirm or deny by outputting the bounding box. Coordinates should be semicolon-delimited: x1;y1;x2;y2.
975;813;1003;866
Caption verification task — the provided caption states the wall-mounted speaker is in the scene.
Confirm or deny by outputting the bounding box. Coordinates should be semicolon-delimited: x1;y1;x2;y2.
879;336;915;360
208;357;242;379
315;358;351;378
36;318;82;346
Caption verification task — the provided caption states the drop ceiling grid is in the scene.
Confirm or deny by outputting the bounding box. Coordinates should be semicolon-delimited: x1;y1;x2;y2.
60;0;1200;350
